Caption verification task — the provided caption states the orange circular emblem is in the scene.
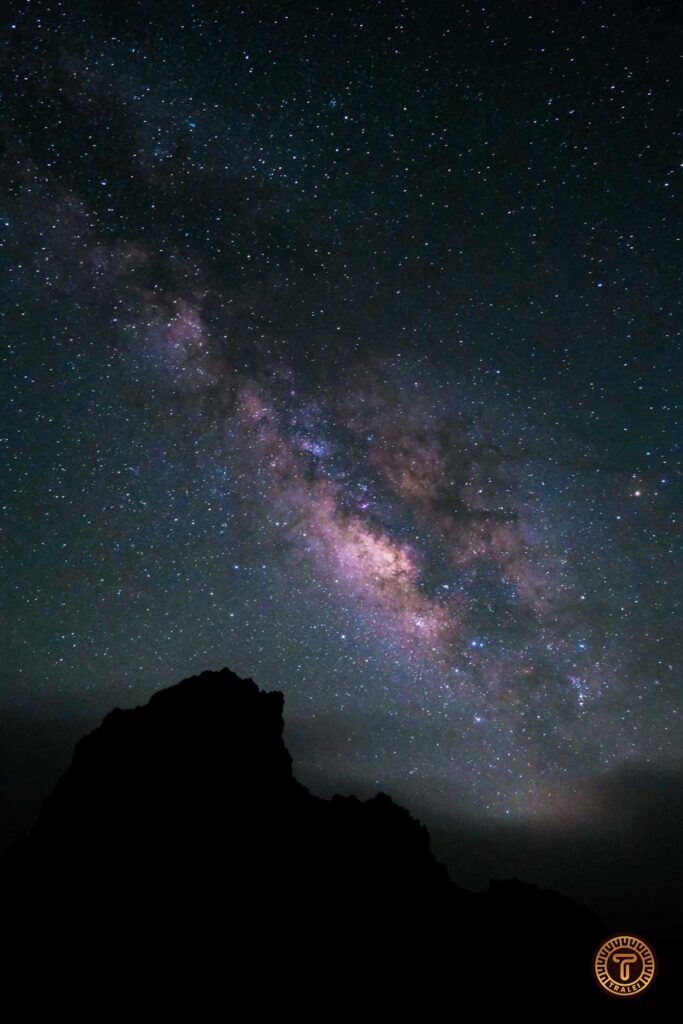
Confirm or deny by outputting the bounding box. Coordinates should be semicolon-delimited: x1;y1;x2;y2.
593;935;656;997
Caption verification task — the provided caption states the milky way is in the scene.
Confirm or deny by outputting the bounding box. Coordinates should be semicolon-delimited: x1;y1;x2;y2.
1;1;680;831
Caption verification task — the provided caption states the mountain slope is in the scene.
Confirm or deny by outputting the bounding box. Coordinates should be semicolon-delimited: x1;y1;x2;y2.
1;667;622;1008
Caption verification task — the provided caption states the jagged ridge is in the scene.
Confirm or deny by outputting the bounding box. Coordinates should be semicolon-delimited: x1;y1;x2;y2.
1;667;611;1008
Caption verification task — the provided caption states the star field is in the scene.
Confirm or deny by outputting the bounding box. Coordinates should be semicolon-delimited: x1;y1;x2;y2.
1;1;681;832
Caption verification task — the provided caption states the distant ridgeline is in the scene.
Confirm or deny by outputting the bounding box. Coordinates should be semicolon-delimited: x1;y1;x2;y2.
1;667;626;1008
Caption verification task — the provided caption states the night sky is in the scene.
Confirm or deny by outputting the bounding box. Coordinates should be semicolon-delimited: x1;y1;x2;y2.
1;1;681;931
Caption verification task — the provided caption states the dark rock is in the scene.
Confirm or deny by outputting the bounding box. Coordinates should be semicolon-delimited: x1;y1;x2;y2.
0;667;631;1009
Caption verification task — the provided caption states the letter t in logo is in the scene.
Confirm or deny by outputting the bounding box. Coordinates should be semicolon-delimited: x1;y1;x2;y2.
613;953;638;981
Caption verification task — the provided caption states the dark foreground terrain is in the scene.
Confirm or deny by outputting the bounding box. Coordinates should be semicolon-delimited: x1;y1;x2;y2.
1;668;675;1010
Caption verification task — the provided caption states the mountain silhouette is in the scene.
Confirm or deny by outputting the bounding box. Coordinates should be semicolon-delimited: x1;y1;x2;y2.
0;667;667;1009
